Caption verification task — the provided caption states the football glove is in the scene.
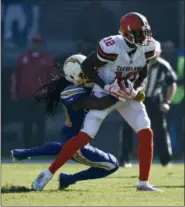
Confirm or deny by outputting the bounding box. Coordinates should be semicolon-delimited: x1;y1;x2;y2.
104;79;125;101
119;79;137;99
134;91;145;102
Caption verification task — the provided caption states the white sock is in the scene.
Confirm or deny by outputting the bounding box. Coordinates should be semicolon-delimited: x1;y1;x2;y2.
45;169;53;178
137;180;149;186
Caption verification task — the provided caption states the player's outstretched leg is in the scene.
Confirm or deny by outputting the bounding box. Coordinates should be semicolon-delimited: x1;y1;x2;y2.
58;144;119;189
137;128;163;192
31;132;91;191
11;142;62;162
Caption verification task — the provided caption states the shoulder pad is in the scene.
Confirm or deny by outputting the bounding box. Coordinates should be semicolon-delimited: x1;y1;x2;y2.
144;38;157;60
60;85;87;104
97;35;119;62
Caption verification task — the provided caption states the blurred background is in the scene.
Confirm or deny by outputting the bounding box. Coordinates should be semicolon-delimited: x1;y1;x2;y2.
1;0;184;163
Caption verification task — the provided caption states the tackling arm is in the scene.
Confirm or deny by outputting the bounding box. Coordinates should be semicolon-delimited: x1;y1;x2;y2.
71;95;118;111
131;62;150;102
134;62;150;91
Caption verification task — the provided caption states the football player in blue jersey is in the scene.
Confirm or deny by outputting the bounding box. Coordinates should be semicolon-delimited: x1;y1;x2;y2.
11;54;119;190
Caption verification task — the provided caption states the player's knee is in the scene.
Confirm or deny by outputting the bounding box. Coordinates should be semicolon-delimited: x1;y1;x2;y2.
137;128;153;137
107;154;119;172
137;128;153;148
81;117;103;138
112;159;119;172
80;130;94;139
79;131;94;140
106;162;119;176
50;142;62;149
136;116;151;132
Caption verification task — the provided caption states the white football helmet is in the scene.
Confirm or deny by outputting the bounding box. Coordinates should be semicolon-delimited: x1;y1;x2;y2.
63;54;91;86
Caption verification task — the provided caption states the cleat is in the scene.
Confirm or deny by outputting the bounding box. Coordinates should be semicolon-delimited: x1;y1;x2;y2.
137;184;164;192
163;163;173;168
58;173;76;190
120;161;132;168
123;162;132;168
31;170;53;191
11;149;30;162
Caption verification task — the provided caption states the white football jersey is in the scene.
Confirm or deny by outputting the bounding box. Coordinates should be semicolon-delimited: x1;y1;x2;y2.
94;35;156;92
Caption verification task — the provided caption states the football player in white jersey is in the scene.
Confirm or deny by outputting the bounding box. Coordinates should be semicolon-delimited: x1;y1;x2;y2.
79;12;162;192
32;12;162;192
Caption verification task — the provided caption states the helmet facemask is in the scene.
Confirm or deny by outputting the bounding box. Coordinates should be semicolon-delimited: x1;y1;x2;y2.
131;25;152;46
75;72;90;85
120;25;152;47
76;72;93;87
62;56;93;87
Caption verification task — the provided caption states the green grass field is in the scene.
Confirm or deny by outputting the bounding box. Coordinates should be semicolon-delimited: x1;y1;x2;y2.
1;162;184;206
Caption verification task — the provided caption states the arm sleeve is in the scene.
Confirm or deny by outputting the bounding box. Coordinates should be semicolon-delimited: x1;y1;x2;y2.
81;36;118;89
81;51;108;89
60;86;88;105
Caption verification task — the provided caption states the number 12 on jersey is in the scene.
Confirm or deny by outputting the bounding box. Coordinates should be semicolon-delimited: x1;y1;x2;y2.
116;72;137;82
103;38;115;47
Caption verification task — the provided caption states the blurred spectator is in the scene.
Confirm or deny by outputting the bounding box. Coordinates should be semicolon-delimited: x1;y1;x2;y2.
11;19;22;47
11;19;29;48
119;41;177;167
74;1;117;54
11;34;56;148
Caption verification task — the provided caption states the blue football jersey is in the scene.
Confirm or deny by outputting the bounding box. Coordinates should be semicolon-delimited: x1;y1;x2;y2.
60;85;90;140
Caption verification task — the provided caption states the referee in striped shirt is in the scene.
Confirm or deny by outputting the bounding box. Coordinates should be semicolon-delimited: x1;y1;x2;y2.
119;41;177;167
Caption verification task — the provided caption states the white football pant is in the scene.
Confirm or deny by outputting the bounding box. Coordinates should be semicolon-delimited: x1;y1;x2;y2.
81;89;151;138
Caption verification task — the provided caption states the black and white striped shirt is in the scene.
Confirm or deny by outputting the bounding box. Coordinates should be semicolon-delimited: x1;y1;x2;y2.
145;57;177;98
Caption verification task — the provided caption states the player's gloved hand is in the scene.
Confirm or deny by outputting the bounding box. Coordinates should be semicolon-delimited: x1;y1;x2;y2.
104;79;124;101
160;102;170;113
119;79;137;99
134;90;145;102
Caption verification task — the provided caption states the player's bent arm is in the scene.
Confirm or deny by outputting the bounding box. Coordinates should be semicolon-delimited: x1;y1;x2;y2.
134;62;150;91
71;95;118;111
132;63;150;102
81;51;107;89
